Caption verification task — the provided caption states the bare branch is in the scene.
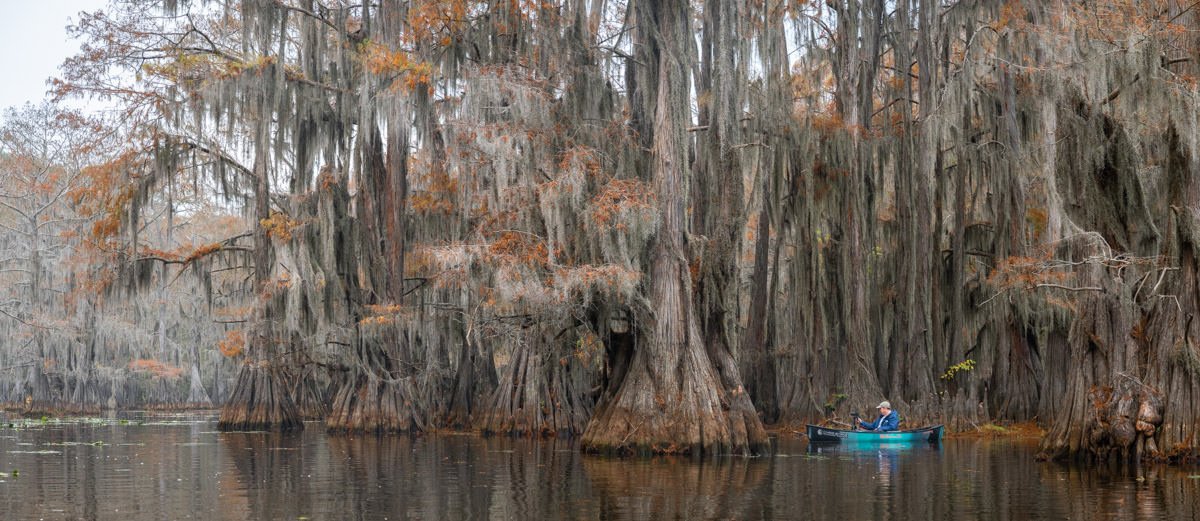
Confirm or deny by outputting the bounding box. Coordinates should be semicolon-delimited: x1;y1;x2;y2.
1035;284;1103;292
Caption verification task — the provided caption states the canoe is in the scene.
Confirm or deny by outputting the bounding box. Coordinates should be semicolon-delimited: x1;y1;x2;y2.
805;424;944;444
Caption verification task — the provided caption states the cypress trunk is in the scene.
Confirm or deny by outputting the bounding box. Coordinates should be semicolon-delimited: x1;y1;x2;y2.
581;0;766;455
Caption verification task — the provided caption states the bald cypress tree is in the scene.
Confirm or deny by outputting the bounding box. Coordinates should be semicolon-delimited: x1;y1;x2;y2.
32;0;1200;462
580;0;766;455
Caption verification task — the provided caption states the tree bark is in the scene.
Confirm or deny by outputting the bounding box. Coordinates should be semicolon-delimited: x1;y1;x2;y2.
218;56;302;430
581;0;766;456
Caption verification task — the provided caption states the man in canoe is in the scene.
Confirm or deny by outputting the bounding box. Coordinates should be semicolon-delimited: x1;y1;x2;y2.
855;401;899;431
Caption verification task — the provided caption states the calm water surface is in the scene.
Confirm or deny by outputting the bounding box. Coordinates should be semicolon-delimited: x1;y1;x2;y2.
1;412;1198;520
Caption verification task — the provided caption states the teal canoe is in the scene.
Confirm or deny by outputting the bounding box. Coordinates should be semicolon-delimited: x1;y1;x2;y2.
805;424;944;444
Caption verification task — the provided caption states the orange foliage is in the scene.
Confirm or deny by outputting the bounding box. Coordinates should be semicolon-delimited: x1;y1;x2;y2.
78;269;116;298
1062;0;1189;44
810;108;844;134
260;211;302;243
184;243;223;263
573;330;604;362
405;0;470;44
553;264;640;294
138;247;182;262
404;248;437;277
360;303;408;327
992;0;1193;86
409;170;458;214
128;359;185;378
360;315;398;326
589;179;655;230
259;273;294;300
217;329;245;358
488;231;549;267
214;306;253;319
318;169;340;191
992;0;1029;32
365;304;404;315
558;146;602;177
987;252;1069;291
364;42;433;91
90;187;136;239
71;151;141;242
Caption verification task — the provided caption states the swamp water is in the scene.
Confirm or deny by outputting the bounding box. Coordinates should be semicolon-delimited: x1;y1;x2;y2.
1;412;1199;520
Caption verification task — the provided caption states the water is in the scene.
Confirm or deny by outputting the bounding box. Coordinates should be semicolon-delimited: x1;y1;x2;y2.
1;412;1198;520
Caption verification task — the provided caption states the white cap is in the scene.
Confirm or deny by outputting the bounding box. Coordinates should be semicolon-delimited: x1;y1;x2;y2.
877;401;891;409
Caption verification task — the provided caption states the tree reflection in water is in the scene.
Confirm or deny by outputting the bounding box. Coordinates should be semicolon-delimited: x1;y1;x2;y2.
583;454;771;519
4;418;1200;519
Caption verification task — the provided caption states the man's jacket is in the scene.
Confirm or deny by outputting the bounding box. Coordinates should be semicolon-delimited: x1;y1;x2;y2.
860;410;899;431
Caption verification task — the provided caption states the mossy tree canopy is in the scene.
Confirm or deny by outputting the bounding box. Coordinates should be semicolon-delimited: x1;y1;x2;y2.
1;0;1197;460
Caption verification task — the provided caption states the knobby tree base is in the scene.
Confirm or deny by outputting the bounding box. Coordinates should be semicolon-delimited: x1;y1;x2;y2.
581;343;767;456
218;362;303;431
476;344;593;437
326;372;426;433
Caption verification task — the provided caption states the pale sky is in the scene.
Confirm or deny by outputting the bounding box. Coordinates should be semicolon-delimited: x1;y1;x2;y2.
0;1;109;118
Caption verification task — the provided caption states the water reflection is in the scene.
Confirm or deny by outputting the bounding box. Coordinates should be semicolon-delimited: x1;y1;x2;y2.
1037;459;1190;520
583;454;770;519
2;416;1200;520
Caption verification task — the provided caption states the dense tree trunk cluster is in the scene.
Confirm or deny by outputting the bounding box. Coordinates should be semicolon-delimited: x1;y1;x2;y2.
2;0;1200;460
